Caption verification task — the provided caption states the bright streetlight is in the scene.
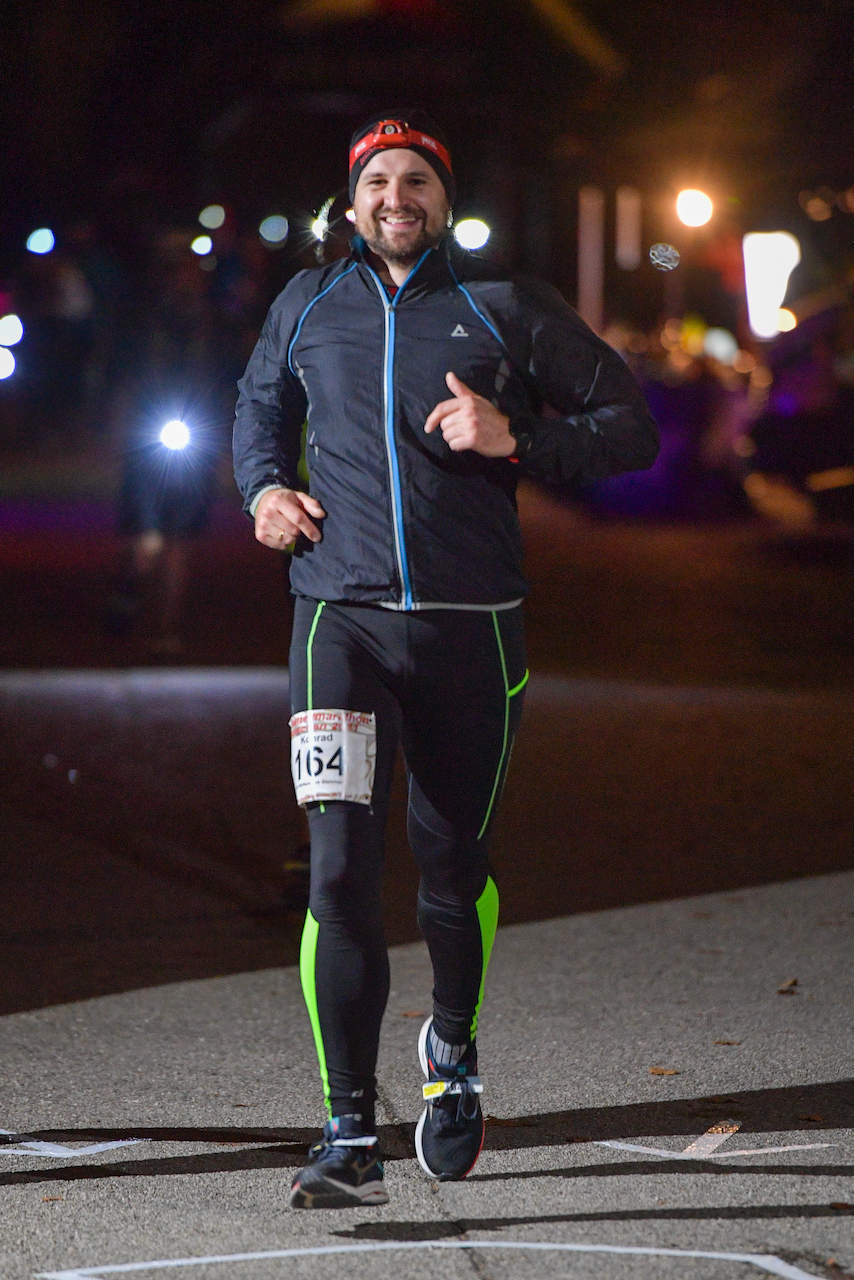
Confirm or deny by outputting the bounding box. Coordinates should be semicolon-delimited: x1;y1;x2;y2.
676;190;713;227
191;235;213;256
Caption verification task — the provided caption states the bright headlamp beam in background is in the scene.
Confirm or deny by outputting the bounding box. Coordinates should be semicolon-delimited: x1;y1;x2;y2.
0;315;24;346
454;219;490;250
676;190;713;227
0;348;15;380
160;420;190;450
26;228;55;254
191;235;213;256
742;232;801;339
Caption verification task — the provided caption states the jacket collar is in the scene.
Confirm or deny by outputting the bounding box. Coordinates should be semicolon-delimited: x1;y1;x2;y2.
350;233;458;299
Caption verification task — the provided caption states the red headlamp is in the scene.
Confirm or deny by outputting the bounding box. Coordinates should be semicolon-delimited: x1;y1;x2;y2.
348;119;453;175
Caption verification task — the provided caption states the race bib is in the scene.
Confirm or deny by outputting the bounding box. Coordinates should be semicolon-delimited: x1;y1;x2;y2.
289;709;377;806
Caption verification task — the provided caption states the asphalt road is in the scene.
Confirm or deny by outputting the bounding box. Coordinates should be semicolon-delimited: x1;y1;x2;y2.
2;872;852;1280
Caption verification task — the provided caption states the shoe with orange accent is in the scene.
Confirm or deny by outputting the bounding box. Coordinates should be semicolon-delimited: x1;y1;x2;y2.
414;1017;484;1181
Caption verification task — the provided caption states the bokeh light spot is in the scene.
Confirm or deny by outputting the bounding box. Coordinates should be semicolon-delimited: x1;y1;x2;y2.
454;219;490;250
0;314;24;346
191;235;213;256
259;215;289;245
26;228;55;255
676;189;713;227
703;327;739;364
777;308;797;332
199;204;226;229
0;348;16;379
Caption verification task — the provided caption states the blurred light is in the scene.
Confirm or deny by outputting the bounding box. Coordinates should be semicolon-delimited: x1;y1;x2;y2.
259;215;289;245
454;219;490;250
777;308;797;332
615;186;642;270
311;217;328;241
703;327;739;364
345;208;356;224
160;420;190;450
733;435;756;458
839;188;854;213
681;315;706;356
742;232;800;339
198;204;225;229
0;314;24;346
0;348;16;379
806;466;854;492
732;350;757;374
805;196;832;222
190;235;213;256
676;189;713;227
26;228;55;254
199;254;217;272
649;243;680;271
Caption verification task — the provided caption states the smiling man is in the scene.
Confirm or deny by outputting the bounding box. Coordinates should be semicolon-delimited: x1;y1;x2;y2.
233;110;659;1209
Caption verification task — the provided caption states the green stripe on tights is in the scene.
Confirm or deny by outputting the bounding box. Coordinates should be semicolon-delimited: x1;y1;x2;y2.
299;910;332;1117
470;875;499;1038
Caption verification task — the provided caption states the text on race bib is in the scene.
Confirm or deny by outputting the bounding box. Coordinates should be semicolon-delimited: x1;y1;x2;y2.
289;709;377;807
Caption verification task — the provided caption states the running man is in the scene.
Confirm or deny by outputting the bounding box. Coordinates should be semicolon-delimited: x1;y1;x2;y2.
233;110;658;1208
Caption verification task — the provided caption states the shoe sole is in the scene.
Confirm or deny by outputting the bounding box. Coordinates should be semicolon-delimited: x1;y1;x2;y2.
414;1016;484;1182
289;1175;389;1210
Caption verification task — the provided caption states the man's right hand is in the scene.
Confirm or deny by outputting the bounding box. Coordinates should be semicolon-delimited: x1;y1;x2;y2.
254;488;326;548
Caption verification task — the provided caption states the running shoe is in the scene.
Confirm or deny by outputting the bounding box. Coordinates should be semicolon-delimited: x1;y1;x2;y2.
414;1016;484;1181
289;1116;388;1209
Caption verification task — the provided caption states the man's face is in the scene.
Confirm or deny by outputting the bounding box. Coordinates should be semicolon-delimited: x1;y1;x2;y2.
353;148;449;266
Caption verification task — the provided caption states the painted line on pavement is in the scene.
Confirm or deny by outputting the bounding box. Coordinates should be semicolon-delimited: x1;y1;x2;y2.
594;1121;835;1161
36;1239;823;1280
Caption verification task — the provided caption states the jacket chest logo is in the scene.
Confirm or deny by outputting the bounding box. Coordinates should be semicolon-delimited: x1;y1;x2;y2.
450;324;469;337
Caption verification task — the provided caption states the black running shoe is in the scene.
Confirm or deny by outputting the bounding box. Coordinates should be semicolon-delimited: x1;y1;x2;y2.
289;1116;388;1209
414;1017;485;1181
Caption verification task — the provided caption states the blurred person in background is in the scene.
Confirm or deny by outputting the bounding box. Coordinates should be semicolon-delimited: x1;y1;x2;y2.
106;230;224;653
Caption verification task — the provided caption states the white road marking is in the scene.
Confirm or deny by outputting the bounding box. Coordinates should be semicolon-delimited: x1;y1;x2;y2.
595;1121;834;1160
34;1239;824;1280
0;1128;149;1159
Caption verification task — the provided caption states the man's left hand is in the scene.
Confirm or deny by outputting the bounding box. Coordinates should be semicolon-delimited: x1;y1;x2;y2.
424;372;516;457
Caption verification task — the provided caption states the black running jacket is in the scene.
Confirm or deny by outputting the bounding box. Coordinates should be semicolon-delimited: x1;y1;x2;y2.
233;235;659;609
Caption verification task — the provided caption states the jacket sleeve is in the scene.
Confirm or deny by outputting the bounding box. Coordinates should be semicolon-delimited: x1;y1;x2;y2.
232;280;310;518
505;279;659;486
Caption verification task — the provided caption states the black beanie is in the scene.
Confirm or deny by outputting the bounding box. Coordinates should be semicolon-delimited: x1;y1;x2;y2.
348;110;455;204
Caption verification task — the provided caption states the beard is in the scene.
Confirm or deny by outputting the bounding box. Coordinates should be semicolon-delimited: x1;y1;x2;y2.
361;207;444;265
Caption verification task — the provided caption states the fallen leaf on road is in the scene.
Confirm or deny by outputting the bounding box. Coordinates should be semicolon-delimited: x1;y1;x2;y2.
714;1040;741;1045
830;1203;852;1210
797;1114;825;1123
650;1067;680;1075
42;1197;62;1202
399;1010;426;1018
777;978;798;994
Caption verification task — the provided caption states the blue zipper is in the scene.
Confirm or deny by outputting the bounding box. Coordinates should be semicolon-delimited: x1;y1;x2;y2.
364;249;431;610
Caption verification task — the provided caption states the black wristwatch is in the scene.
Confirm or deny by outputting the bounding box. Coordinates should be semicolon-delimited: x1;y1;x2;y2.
509;424;533;460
